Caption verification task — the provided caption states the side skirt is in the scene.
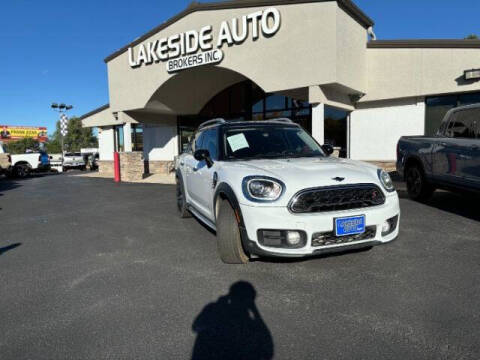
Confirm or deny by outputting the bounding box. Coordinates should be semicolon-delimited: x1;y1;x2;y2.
187;204;217;232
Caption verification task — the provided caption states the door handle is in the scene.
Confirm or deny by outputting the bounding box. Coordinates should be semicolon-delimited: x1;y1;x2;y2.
471;145;479;150
440;142;448;147
180;161;184;166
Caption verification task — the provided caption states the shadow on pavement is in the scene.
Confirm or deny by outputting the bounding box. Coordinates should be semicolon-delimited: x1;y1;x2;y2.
191;281;274;360
0;179;21;200
398;188;480;221
0;243;21;256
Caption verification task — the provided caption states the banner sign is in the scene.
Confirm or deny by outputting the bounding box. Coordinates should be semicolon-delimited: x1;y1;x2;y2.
128;7;281;73
0;125;48;142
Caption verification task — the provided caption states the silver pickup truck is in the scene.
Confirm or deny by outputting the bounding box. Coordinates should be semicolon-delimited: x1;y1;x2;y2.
397;103;480;200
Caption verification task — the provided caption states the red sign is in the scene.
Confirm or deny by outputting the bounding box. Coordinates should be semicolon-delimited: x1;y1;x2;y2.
0;125;48;143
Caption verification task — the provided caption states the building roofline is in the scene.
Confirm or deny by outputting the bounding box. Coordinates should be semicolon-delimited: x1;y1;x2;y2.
79;104;110;120
368;39;480;49
104;0;374;63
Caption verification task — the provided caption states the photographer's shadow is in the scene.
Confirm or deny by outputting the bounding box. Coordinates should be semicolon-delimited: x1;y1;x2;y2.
191;281;274;360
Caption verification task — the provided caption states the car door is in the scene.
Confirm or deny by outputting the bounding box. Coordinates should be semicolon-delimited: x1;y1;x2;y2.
185;130;205;208
444;108;479;188
194;127;220;221
432;111;463;185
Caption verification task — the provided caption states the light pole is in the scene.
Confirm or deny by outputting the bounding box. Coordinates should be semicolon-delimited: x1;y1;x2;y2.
51;103;73;167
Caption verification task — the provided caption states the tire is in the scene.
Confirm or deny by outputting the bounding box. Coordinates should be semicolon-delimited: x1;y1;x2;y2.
216;199;249;264
406;163;434;201
176;176;191;218
14;164;30;178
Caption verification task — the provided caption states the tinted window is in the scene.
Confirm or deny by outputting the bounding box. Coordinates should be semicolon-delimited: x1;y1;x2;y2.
445;109;478;139
192;131;205;152
202;128;218;160
425;96;457;136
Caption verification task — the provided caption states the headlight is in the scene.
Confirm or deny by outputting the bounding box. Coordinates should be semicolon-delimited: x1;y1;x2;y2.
242;176;285;202
377;169;395;192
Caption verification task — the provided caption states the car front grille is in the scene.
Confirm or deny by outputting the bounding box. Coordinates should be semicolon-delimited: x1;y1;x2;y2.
311;226;377;247
288;184;385;213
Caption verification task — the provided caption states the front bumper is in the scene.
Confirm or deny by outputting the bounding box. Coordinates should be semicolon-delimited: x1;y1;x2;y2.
239;193;400;258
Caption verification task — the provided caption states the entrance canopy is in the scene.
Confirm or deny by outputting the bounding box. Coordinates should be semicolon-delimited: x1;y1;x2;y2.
105;0;370;114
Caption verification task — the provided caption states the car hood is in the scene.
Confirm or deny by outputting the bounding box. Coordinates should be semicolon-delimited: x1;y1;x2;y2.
221;157;385;206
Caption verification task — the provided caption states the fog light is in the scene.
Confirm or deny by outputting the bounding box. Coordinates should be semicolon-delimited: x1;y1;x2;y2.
286;231;301;246
381;221;391;234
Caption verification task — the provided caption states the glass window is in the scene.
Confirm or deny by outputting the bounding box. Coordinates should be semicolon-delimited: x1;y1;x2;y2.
425;92;480;136
446;109;479;139
224;126;325;160
459;92;480;106
114;125;124;152
131;124;143;152
193;131;206;152
324;106;348;151
202;128;219;160
425;96;457;136
265;94;286;111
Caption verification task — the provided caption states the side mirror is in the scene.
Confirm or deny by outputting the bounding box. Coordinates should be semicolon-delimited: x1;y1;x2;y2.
322;144;334;156
194;149;213;168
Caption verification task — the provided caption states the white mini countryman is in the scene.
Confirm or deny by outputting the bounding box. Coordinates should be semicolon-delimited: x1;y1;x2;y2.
176;119;400;264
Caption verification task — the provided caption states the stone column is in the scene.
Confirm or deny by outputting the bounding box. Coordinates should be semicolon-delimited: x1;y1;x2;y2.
119;152;144;182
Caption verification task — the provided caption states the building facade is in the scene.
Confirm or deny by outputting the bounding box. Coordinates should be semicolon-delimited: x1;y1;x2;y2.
81;0;480;180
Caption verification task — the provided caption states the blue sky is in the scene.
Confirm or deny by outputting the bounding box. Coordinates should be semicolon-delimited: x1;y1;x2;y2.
1;0;478;135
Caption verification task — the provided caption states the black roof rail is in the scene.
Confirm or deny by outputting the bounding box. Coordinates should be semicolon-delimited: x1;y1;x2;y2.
198;118;226;130
266;118;294;123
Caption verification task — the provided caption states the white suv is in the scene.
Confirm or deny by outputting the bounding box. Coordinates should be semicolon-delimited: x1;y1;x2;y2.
176;119;400;264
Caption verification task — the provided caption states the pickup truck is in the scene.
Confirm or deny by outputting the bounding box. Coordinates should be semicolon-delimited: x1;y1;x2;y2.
63;152;86;170
9;151;51;178
397;103;480;200
0;143;11;175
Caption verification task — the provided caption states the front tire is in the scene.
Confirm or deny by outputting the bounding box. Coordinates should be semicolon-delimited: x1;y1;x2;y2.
14;164;30;178
406;164;434;201
176;176;191;218
216;199;249;264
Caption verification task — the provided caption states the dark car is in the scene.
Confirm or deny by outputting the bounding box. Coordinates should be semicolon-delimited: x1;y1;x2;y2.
397;103;480;200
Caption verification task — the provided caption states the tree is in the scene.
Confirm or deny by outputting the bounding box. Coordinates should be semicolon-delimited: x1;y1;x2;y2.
465;34;479;39
47;116;98;153
4;138;41;154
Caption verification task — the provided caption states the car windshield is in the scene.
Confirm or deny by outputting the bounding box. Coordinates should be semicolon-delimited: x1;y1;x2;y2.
224;125;325;160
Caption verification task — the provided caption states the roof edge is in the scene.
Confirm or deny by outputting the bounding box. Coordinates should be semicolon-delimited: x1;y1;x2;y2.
79;104;110;121
104;0;374;63
368;39;480;49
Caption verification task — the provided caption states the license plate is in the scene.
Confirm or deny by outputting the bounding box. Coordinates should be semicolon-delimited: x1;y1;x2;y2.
335;215;365;237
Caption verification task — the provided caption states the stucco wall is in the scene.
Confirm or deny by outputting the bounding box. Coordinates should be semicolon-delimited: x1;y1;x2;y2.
98;127;115;161
364;48;480;102
350;97;425;161
106;2;367;114
143;118;178;161
335;5;367;93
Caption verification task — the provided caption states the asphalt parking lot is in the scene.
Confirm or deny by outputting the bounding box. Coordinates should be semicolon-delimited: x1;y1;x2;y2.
1;173;479;359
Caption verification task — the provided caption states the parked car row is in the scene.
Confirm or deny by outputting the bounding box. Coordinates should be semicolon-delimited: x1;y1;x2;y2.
0;144;99;178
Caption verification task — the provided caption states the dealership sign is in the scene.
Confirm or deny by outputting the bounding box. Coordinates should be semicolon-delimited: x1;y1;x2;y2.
127;8;281;73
